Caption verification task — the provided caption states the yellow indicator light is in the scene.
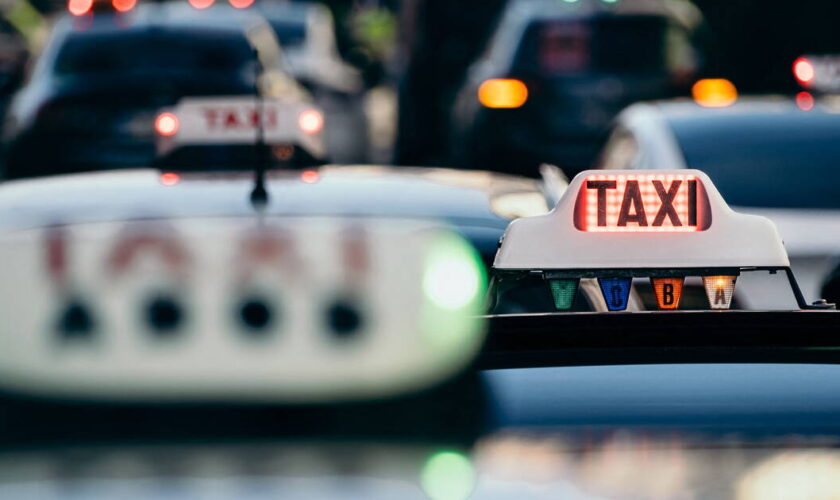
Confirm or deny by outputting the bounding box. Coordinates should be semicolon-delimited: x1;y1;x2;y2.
692;79;738;108
703;275;737;310
651;277;684;310
478;79;528;109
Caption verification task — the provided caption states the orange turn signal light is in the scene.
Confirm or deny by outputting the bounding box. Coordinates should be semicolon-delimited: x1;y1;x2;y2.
651;277;684;310
692;79;737;108
478;79;528;109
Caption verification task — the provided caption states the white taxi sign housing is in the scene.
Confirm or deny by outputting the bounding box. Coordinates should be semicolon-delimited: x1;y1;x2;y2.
494;169;789;270
156;96;325;160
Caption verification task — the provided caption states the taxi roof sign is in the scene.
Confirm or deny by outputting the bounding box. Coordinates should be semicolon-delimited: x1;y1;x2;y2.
494;169;789;270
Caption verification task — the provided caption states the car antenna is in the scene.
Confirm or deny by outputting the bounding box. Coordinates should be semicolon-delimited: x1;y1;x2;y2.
250;46;269;212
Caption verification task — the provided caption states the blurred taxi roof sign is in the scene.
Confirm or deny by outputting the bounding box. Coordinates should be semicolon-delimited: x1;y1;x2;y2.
692;79;738;108
0;218;486;402
494;169;788;270
155;96;326;163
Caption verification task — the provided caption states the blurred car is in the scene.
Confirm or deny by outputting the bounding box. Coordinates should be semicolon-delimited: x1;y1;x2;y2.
1;2;310;179
257;1;370;163
596;96;840;307
450;0;701;177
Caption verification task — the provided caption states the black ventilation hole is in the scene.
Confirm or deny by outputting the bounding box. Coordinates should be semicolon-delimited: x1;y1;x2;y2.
239;299;273;333
326;300;364;339
146;296;183;335
57;300;95;340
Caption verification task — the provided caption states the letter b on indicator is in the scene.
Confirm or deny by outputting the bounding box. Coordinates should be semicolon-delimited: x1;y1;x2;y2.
651;278;684;310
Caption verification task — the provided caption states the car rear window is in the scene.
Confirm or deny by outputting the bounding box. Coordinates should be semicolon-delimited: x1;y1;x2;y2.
514;15;668;76
669;112;840;209
54;30;254;76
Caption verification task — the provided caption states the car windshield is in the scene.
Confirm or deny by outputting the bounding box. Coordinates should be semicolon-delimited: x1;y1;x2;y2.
514;15;668;76
54;31;254;76
669;112;840;209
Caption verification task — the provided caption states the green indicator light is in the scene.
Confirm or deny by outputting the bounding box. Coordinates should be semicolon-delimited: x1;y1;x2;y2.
421;450;475;500
423;235;485;310
548;279;579;310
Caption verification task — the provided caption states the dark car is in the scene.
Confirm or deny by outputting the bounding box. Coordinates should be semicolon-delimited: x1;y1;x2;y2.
1;3;302;179
449;0;701;177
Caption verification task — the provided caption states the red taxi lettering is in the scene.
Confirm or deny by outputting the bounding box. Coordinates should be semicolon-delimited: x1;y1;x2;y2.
574;174;711;232
203;108;278;130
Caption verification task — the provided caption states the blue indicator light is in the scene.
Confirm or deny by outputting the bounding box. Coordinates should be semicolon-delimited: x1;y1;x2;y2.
598;277;632;311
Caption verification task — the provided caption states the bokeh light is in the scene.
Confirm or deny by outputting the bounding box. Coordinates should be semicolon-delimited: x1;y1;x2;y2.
67;0;93;16
421;451;475;500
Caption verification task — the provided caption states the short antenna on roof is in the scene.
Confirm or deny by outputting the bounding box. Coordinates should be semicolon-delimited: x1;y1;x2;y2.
250;45;269;211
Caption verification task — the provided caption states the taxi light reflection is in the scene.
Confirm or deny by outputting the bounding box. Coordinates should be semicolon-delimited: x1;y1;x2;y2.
298;110;324;134
155;113;179;137
159;172;180;187
300;170;319;184
478;79;528;109
598;277;632;311
651;277;684;310
187;0;214;9
703;275;737;310
692;79;737;108
112;0;136;12
548;279;578;310
67;0;93;16
796;91;815;111
793;57;815;86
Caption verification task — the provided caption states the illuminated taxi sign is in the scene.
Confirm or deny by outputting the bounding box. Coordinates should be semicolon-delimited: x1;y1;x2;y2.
155;96;325;160
574;173;711;232
494;169;789;271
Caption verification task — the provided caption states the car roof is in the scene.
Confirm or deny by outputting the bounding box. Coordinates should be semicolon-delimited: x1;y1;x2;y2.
502;0;702;28
636;95;840;121
0;166;543;233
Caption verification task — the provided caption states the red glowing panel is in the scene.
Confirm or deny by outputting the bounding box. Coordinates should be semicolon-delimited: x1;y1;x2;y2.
574;173;712;232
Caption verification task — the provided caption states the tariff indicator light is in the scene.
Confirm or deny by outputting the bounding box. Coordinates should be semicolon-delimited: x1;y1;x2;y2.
651;277;684;310
598;277;632;311
548;279;579;310
703;275;737;310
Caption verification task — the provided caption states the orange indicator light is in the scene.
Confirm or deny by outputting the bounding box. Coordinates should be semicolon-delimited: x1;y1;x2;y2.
651;277;684;310
478;79;528;108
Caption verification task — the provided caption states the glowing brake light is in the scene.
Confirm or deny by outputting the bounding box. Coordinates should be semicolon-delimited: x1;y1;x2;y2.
692;79;738;108
112;0;136;12
229;0;255;7
478;79;528;108
796;91;815;111
155;113;179;137
574;173;710;232
793;57;815;87
67;0;93;16
703;276;737;310
298;110;324;134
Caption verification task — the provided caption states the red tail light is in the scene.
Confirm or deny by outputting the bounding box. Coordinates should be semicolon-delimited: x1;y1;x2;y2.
112;0;137;12
68;0;93;16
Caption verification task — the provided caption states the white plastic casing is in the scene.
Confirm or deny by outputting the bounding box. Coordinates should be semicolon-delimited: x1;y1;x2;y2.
494;169;790;270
